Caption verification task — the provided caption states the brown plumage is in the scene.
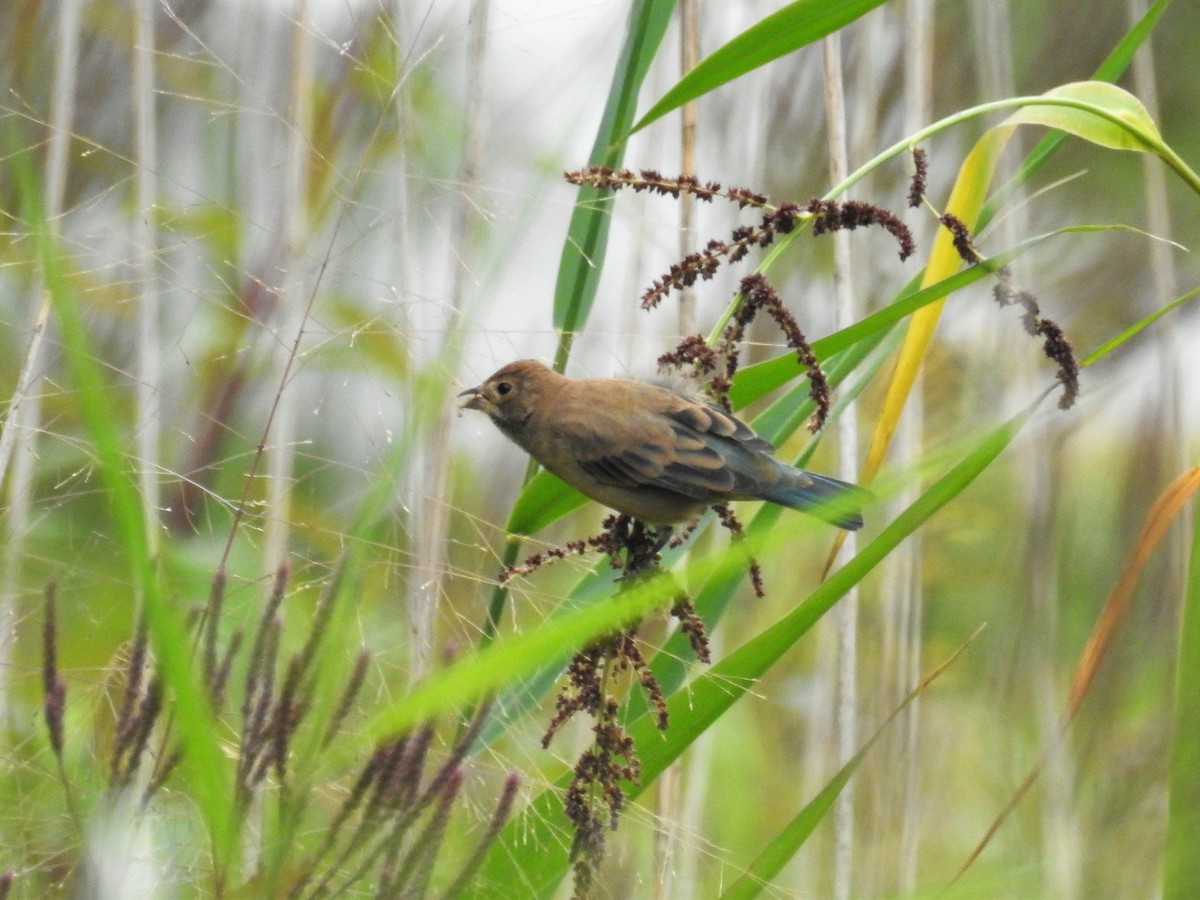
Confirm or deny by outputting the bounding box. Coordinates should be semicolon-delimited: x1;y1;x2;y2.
458;359;866;529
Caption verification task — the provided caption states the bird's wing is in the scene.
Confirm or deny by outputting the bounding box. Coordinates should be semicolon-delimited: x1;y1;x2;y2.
666;401;775;454
573;395;772;501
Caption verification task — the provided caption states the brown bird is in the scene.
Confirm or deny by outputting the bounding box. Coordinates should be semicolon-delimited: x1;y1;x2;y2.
458;359;867;531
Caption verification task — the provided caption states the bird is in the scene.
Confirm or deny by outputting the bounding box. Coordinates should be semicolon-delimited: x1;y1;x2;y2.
458;359;868;531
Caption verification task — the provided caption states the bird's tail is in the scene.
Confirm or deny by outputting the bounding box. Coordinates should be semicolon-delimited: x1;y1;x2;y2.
766;465;869;531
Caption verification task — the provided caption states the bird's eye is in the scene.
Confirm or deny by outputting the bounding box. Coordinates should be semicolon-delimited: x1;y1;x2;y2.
496;381;512;396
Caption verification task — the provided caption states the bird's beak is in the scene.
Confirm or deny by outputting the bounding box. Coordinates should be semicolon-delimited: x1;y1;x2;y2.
457;385;485;411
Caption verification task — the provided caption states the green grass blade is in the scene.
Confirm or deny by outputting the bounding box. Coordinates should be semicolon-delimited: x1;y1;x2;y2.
631;0;890;134
15;143;237;880
365;567;695;745
1080;284;1200;366
1163;490;1200;898
552;0;676;346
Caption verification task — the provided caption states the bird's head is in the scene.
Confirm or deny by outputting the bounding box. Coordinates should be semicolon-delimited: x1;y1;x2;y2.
457;359;556;433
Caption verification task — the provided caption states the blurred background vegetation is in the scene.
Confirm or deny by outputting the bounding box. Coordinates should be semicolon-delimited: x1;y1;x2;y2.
0;0;1197;897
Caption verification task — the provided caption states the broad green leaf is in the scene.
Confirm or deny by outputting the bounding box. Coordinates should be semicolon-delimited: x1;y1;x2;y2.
1004;81;1161;151
981;0;1173;228
631;0;890;134
506;468;587;536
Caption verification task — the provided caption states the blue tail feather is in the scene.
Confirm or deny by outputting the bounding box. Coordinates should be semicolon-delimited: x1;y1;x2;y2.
766;466;868;531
